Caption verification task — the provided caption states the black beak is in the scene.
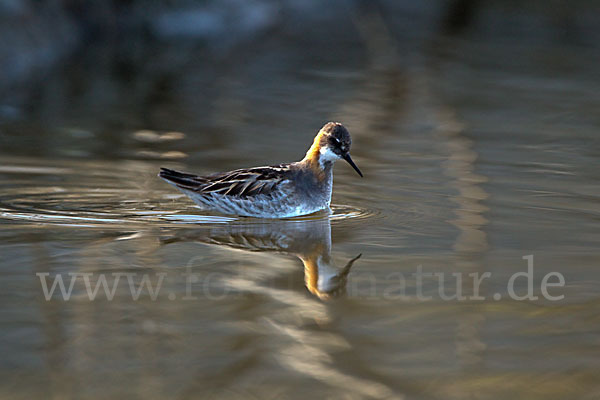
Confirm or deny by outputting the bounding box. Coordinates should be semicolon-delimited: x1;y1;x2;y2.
342;153;363;177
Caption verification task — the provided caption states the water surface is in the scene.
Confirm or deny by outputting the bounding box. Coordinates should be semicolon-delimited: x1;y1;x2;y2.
1;19;600;400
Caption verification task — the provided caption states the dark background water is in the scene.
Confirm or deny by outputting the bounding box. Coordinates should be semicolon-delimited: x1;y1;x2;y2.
1;1;599;399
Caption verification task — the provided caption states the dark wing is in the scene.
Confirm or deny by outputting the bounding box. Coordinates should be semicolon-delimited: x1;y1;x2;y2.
159;165;291;198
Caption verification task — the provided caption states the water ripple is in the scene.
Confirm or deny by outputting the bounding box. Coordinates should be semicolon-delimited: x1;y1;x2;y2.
0;184;378;228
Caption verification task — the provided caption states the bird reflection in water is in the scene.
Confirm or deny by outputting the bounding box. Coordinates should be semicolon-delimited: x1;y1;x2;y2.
161;216;361;299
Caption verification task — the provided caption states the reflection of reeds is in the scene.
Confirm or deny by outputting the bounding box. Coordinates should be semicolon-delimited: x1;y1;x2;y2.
435;108;489;254
335;0;491;378
330;2;406;140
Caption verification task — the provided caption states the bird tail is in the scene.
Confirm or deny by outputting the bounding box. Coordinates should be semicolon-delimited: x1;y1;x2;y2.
158;167;204;190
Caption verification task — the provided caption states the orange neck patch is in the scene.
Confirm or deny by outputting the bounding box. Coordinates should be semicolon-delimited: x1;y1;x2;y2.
302;132;328;181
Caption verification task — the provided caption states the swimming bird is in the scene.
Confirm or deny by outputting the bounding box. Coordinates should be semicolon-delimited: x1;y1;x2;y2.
158;122;362;218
